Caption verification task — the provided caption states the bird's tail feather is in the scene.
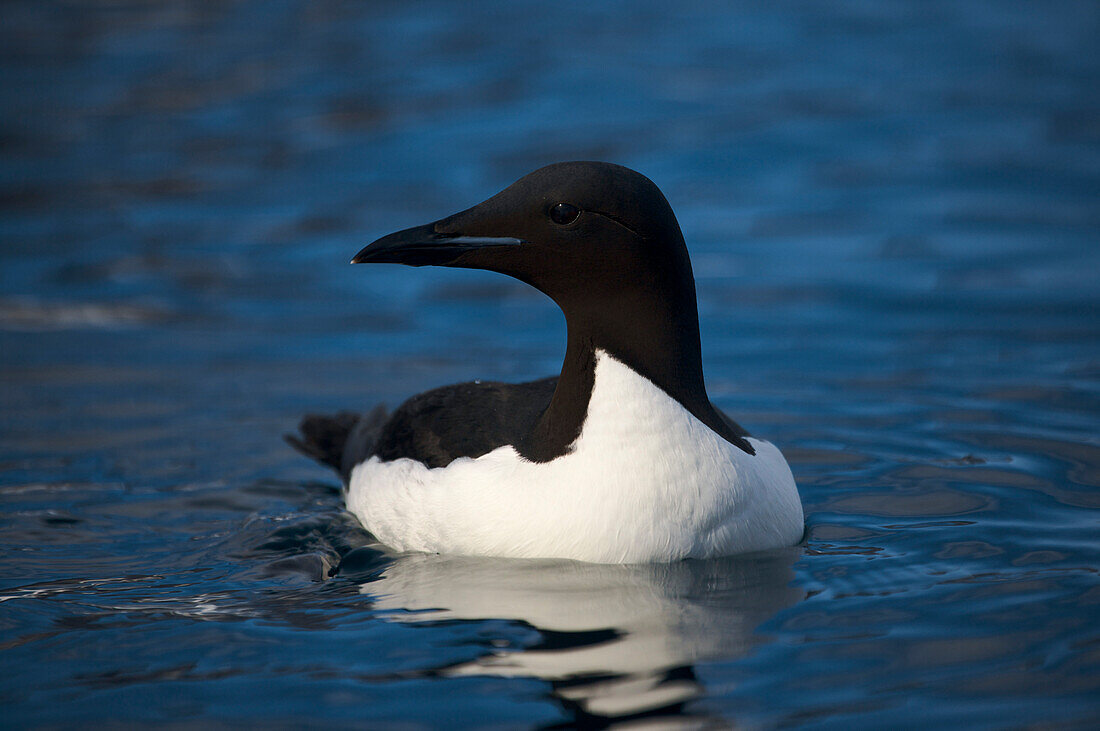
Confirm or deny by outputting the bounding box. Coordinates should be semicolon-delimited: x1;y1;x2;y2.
285;405;389;481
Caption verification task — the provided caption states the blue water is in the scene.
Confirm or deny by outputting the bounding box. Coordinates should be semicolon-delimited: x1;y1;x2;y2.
2;1;1098;727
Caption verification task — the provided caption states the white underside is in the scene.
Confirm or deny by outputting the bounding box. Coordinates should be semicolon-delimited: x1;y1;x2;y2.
347;350;804;563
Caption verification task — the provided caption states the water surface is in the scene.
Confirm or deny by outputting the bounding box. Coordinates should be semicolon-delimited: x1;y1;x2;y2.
2;1;1098;727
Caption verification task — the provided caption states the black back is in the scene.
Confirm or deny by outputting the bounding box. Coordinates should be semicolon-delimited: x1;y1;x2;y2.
371;377;558;469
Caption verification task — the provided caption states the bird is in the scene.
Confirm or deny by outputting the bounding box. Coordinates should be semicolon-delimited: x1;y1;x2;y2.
288;161;804;563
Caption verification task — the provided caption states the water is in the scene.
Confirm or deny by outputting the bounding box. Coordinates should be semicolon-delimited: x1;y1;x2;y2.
1;0;1098;727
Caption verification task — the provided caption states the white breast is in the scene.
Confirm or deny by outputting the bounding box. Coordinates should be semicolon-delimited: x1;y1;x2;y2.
346;350;804;563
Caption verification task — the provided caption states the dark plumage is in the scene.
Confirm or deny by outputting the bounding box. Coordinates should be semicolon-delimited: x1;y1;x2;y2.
288;161;754;482
370;376;558;469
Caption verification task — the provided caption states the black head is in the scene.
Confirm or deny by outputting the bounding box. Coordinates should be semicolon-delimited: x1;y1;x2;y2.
353;161;694;320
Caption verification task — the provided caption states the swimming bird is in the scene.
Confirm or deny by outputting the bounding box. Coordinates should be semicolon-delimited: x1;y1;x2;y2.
288;161;804;563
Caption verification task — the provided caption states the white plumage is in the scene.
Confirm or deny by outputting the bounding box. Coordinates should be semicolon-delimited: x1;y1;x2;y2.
347;349;804;563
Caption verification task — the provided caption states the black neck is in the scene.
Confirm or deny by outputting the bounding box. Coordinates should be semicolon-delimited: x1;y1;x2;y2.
516;292;754;462
517;328;597;462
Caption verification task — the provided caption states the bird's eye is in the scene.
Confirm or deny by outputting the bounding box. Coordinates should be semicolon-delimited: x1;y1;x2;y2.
549;202;581;226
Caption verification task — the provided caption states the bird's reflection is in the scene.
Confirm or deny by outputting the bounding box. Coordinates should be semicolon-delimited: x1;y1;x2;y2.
354;548;803;725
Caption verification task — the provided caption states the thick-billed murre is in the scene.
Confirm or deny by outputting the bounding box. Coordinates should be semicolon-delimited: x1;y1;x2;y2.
289;161;804;563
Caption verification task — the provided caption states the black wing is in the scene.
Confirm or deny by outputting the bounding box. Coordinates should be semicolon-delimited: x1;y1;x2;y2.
371;377;557;469
287;377;558;480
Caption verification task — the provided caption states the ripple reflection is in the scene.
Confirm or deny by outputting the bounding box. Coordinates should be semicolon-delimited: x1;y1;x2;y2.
358;549;803;725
